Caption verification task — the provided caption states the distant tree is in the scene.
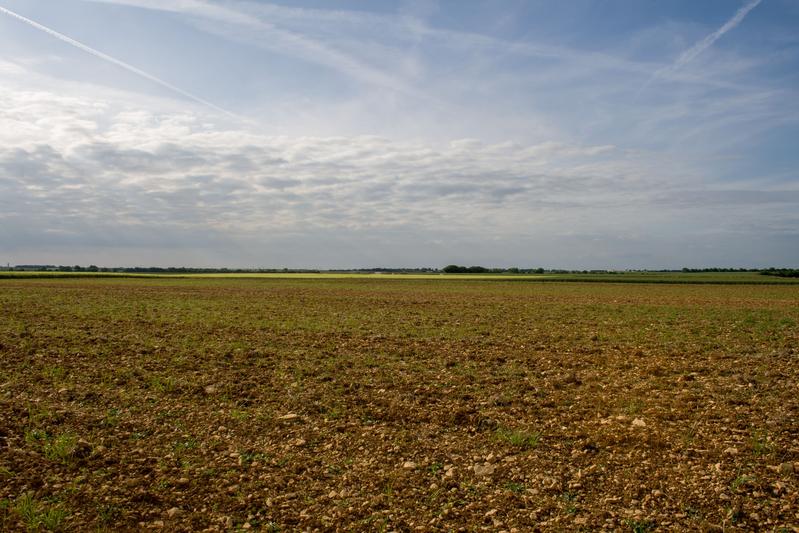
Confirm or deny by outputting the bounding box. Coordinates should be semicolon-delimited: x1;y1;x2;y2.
443;265;465;273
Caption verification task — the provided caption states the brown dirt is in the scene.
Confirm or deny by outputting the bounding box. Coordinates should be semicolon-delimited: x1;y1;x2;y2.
0;278;797;531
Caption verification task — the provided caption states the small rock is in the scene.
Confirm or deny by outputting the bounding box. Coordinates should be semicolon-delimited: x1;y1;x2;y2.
203;385;217;395
167;507;181;518
294;438;306;447
152;520;165;528
723;447;738;456
242;523;252;530
278;413;299;421
176;477;190;486
473;463;495;477
652;490;663;498
403;461;417;470
72;439;93;459
632;418;646;428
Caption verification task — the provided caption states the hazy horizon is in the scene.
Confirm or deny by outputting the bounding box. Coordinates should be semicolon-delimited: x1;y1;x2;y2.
2;0;798;269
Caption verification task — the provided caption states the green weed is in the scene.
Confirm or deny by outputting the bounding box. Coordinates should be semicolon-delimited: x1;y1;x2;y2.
102;408;120;428
624;519;656;533
751;430;773;456
97;504;121;524
496;427;541;449
731;474;755;491
561;491;578;514
504;481;525;494
13;493;67;531
43;433;78;463
42;366;66;383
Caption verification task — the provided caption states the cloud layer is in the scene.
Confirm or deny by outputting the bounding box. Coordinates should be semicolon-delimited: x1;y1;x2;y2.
2;69;796;268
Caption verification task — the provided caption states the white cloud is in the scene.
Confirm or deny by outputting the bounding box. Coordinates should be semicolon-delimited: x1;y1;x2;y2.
2;65;796;268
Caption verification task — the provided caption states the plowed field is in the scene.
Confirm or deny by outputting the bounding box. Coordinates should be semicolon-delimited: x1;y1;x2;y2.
1;278;797;531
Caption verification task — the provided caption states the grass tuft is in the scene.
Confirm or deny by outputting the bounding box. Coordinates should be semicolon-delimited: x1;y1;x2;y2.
496;427;541;449
13;493;67;532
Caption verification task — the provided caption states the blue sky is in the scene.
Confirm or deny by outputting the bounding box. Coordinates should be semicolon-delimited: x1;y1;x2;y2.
0;0;797;268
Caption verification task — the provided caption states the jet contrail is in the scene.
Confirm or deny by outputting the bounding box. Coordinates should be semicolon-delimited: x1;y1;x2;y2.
640;0;763;92
0;4;243;121
671;0;762;71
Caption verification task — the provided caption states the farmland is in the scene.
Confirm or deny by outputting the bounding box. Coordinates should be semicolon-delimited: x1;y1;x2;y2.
1;276;798;531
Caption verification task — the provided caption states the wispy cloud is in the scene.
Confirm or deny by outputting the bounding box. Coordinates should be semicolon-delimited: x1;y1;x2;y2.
0;3;242;120
80;0;427;99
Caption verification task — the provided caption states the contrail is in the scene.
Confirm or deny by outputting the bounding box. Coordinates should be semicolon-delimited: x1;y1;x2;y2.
641;0;763;91
671;0;762;70
0;4;243;121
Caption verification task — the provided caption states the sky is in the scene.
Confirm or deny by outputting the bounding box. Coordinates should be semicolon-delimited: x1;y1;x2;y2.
0;0;797;269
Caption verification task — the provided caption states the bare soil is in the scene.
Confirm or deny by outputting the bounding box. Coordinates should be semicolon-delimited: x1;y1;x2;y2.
1;278;797;531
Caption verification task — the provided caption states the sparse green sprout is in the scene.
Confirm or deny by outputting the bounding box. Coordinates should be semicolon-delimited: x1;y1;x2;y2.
561;491;578;514
43;365;66;383
97;503;121;524
14;493;38;527
731;474;755;491
25;428;48;445
750;430;773;456
230;409;249;421
496;427;541;449
13;492;67;531
504;481;525;494
103;408;120;427
624;399;645;415
624;519;656;533
38;507;68;531
43;433;78;463
148;375;177;393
